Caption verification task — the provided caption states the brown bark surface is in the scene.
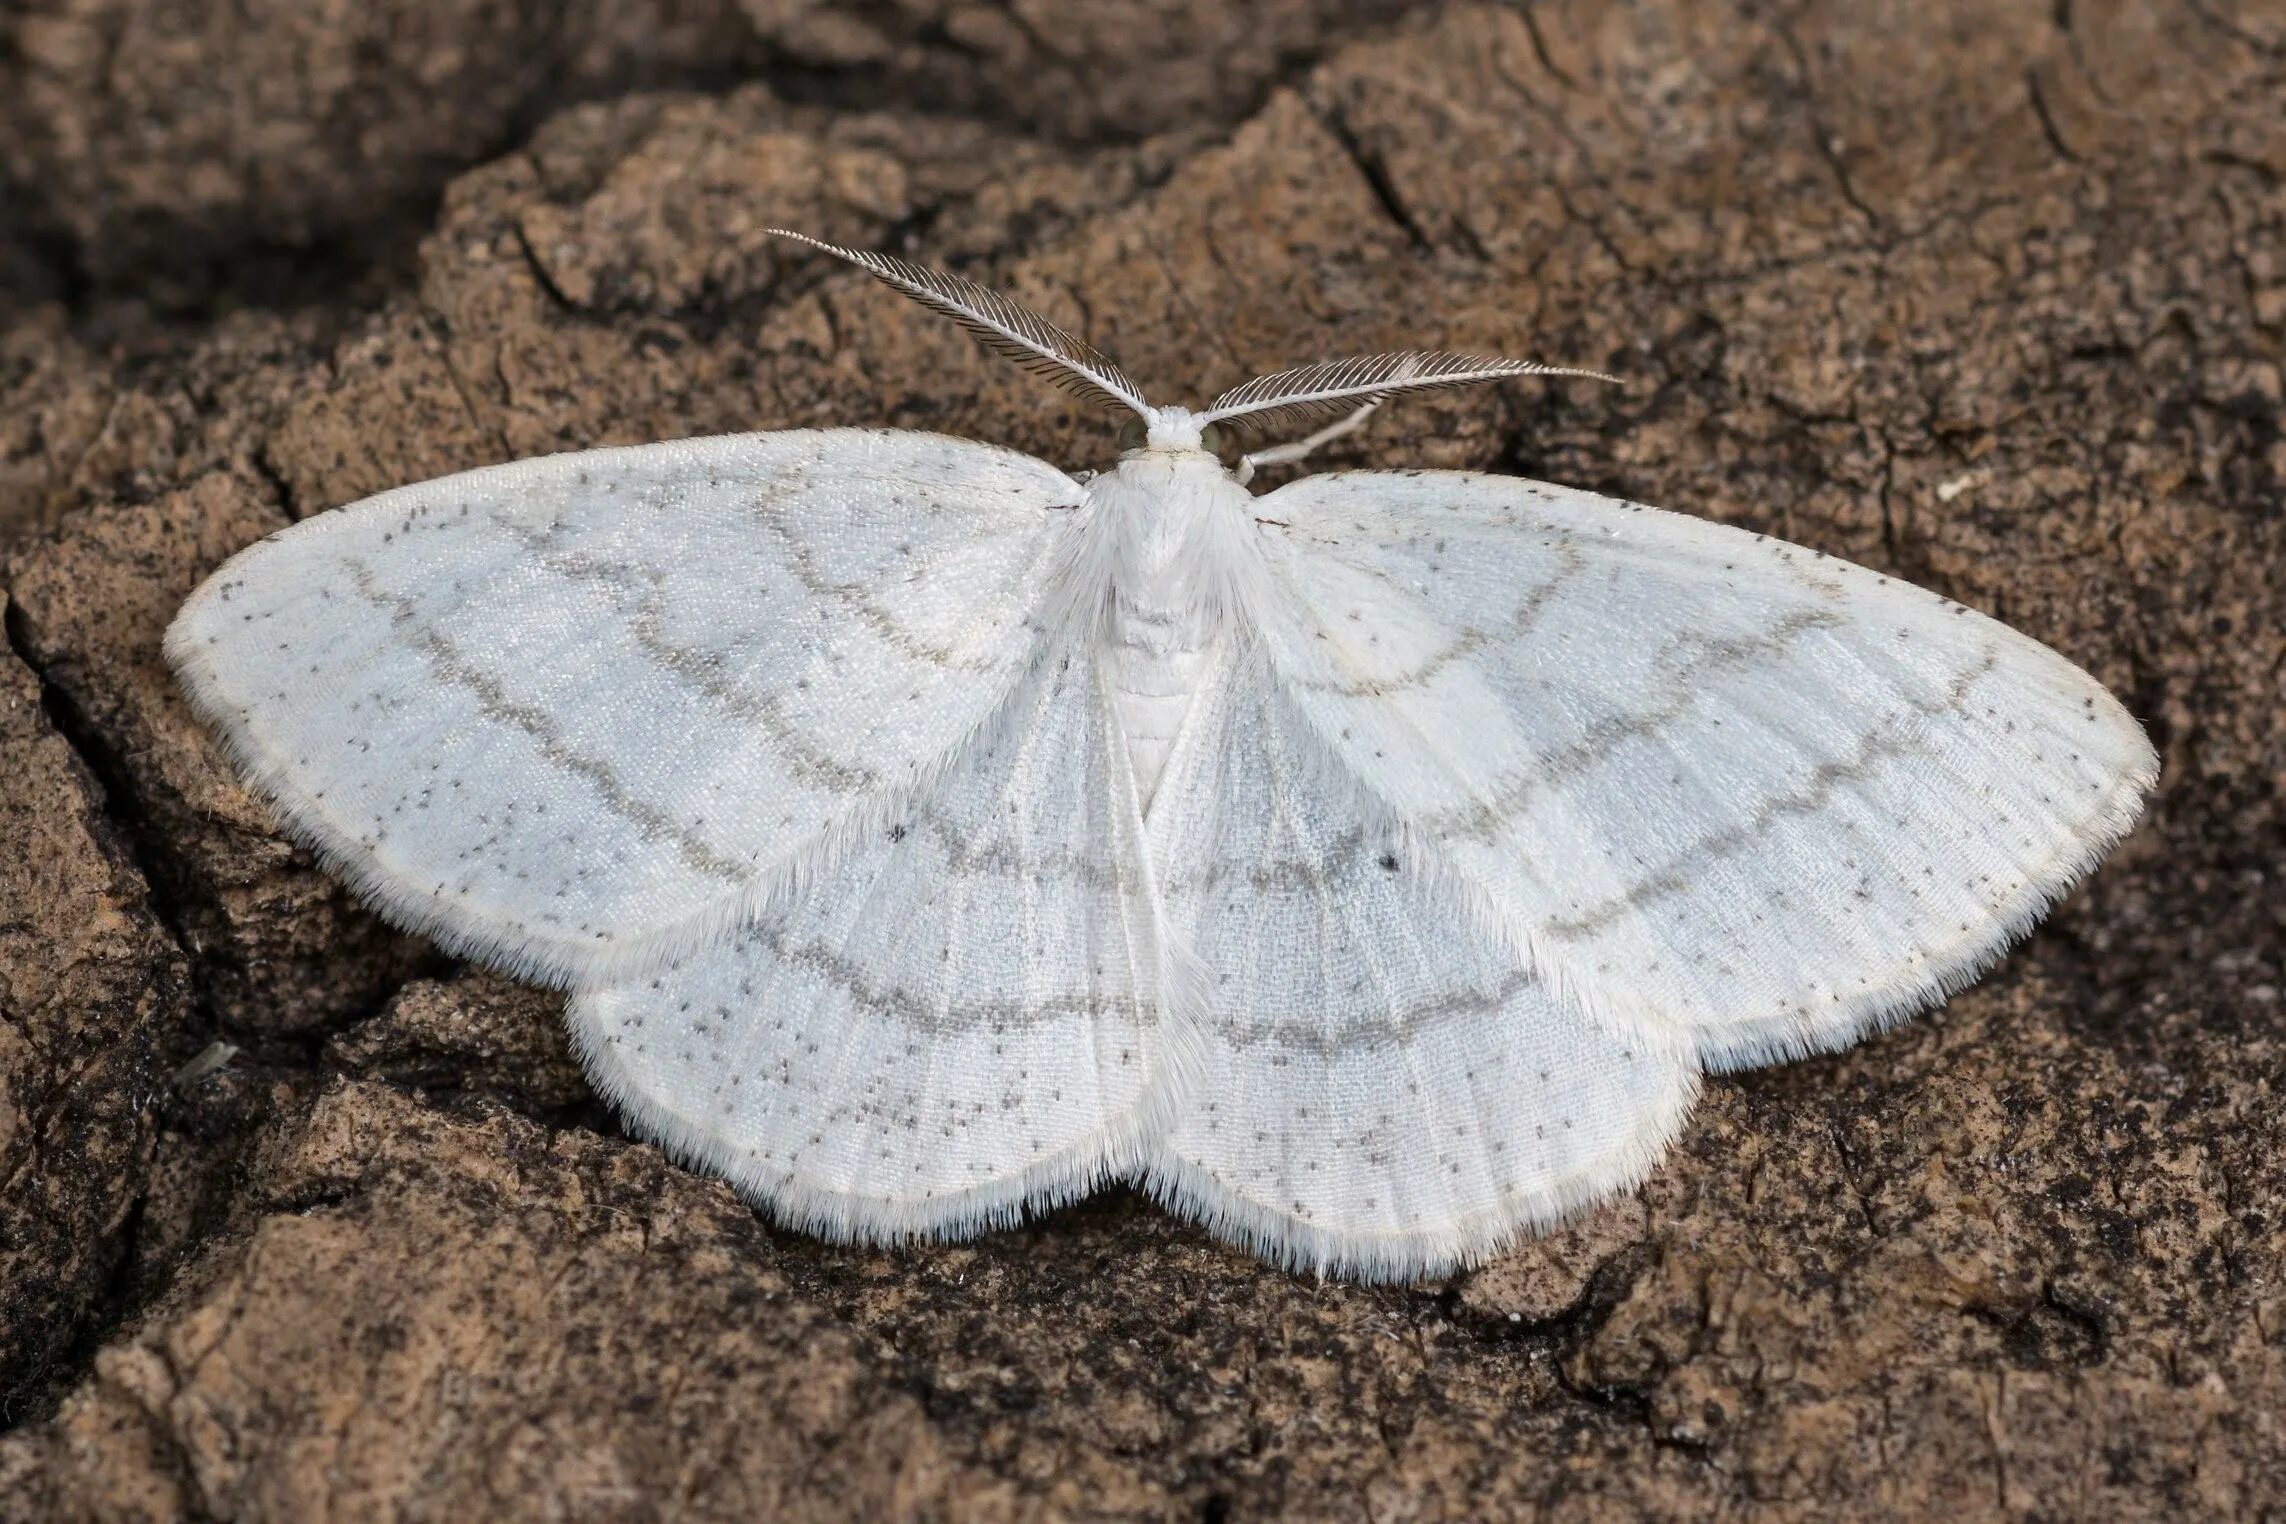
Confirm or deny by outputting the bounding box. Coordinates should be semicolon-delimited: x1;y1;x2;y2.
2;2;2282;1518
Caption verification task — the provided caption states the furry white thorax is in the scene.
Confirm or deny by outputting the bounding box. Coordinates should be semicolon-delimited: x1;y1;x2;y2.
1087;418;1256;810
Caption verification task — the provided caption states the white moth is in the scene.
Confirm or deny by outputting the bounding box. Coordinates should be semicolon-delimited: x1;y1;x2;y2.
167;232;2157;1280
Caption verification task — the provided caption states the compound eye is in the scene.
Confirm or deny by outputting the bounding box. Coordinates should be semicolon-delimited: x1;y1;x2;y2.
1116;417;1147;451
1198;421;1229;455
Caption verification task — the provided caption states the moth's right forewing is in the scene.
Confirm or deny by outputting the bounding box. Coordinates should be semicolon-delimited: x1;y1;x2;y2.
165;429;1082;986
1246;470;2157;1067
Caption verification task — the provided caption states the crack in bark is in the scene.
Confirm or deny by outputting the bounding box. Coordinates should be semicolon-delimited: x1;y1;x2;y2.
0;562;446;1431
2025;68;2086;166
1516;3;1580;91
3;601;202;986
1314;101;1433;252
1776;23;1885;231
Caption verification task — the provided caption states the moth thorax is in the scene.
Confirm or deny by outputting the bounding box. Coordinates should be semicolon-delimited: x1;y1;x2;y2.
1094;458;1242;810
1107;606;1215;812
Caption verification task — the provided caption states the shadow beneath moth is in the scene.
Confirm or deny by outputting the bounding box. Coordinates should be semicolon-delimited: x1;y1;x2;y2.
166;230;2156;1281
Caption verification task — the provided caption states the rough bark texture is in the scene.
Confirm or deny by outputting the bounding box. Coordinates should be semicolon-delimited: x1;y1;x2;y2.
1;1;2282;1518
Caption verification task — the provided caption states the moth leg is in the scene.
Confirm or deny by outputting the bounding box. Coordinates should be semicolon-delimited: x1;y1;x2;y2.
1236;400;1383;485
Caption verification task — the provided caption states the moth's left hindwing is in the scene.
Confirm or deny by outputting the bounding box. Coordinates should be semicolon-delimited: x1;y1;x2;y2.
570;638;1180;1242
1246;470;2158;1069
165;430;1081;985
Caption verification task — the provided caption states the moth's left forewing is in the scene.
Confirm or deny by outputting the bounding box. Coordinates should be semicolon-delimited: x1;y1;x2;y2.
1245;468;2158;1068
165;430;1085;987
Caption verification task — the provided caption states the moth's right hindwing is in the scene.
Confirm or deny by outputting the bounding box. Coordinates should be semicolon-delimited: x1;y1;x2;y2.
165;430;1082;985
1246;470;2158;1069
1141;643;1695;1280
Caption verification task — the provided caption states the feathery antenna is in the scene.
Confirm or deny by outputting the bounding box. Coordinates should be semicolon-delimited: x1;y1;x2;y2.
768;230;1151;419
1200;352;1618;435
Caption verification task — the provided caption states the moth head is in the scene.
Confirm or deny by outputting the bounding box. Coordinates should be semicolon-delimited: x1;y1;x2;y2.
1116;407;1232;459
